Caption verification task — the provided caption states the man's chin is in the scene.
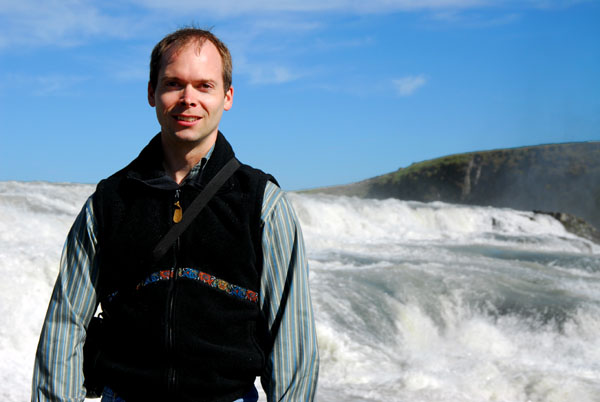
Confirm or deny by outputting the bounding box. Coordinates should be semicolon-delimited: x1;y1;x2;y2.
161;130;218;146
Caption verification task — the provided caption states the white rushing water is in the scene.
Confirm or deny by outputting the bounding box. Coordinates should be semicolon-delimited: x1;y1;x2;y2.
2;182;599;401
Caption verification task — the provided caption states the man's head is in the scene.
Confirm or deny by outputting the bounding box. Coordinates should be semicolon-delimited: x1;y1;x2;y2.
148;28;234;155
149;28;233;94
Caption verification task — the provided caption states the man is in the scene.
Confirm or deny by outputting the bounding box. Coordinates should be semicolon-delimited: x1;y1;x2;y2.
32;28;319;402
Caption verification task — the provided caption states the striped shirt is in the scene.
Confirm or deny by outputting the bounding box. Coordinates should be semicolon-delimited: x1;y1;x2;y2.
31;178;319;401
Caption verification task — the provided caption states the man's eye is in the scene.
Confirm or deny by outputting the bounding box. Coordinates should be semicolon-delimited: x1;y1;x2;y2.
165;81;180;88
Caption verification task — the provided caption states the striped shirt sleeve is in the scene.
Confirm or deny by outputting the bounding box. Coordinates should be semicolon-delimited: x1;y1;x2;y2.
259;182;320;401
32;196;99;402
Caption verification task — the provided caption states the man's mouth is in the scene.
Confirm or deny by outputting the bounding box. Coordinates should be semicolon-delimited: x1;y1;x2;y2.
175;116;200;122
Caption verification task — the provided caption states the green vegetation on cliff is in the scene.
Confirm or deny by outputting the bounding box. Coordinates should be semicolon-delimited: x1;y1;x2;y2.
309;142;600;230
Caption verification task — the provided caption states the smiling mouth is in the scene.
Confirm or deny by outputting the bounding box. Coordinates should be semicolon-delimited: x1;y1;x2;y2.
175;116;200;122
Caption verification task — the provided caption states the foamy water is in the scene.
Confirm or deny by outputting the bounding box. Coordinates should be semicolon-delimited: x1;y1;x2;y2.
2;183;599;401
0;182;95;401
293;193;600;402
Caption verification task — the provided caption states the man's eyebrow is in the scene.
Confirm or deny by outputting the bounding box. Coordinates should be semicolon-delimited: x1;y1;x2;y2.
161;76;217;84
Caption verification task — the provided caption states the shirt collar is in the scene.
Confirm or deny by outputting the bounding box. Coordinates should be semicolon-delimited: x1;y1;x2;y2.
185;144;215;183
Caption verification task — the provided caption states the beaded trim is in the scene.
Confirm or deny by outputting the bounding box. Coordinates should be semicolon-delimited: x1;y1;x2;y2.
134;268;259;303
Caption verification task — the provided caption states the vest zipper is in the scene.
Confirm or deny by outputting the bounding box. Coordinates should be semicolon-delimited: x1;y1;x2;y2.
166;268;177;394
166;189;181;395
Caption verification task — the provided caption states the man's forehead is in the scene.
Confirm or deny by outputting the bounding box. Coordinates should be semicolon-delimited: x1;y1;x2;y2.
161;39;220;67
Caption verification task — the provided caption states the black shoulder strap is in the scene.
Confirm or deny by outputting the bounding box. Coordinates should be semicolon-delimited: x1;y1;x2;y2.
151;157;241;263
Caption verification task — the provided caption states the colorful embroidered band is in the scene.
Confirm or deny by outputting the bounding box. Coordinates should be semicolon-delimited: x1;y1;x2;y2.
134;268;259;303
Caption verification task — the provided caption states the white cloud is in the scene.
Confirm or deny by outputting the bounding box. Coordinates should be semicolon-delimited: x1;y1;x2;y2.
129;0;487;14
246;19;323;33
2;73;88;96
232;52;307;85
0;0;144;48
113;67;148;82
243;64;304;85
313;36;375;51
128;0;595;16
393;75;428;96
0;0;589;50
428;9;522;26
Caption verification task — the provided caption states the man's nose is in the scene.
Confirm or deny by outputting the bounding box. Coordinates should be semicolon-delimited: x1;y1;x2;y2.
180;85;197;107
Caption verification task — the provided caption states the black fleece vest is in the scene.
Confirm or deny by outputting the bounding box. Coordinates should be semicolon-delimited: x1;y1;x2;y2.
92;133;274;402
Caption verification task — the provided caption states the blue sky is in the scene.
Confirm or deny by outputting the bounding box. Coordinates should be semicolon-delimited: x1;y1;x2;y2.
1;1;598;190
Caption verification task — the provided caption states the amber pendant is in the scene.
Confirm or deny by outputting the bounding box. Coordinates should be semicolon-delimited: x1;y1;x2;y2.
173;201;182;223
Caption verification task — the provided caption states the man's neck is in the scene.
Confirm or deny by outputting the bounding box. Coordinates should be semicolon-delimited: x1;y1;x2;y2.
161;132;217;184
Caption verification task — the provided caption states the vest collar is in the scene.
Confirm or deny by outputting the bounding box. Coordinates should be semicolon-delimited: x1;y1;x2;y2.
125;131;236;191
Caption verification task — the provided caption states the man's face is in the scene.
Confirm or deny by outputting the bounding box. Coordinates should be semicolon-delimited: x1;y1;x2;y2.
148;40;233;149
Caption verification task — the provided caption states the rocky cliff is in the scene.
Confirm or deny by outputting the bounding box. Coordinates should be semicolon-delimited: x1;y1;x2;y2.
309;142;600;232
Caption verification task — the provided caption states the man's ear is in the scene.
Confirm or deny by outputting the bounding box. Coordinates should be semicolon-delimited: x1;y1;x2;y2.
148;82;156;107
224;85;234;111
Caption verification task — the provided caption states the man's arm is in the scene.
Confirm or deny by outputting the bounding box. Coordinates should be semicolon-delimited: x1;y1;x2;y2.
259;182;319;401
32;197;99;402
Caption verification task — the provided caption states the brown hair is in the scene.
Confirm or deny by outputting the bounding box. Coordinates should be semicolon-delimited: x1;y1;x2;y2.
149;28;232;94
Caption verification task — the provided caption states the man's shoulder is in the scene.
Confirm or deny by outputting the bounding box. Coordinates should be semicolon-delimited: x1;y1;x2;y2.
93;161;137;200
98;163;133;185
237;162;279;188
95;134;164;192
